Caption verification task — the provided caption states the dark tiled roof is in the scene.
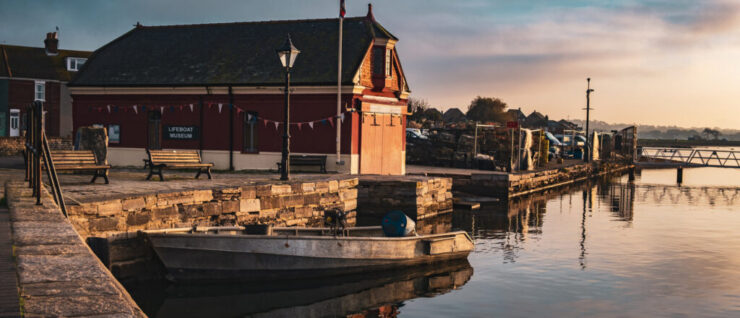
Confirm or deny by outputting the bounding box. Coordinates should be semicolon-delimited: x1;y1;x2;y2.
0;45;92;81
70;16;397;87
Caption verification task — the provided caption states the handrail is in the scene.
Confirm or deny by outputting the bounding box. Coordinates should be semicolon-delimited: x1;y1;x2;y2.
638;147;740;168
23;100;67;216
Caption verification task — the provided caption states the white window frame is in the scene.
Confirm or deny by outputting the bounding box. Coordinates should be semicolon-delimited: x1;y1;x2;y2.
34;81;45;101
66;57;87;71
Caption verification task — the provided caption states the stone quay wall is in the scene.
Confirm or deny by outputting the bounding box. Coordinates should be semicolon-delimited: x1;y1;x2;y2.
357;176;453;221
0;136;72;156
4;181;145;317
462;161;631;198
67;177;359;238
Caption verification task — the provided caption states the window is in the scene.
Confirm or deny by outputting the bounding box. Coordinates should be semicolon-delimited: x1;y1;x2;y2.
243;111;259;152
385;48;392;77
34;81;45;101
373;47;384;76
66;57;87;71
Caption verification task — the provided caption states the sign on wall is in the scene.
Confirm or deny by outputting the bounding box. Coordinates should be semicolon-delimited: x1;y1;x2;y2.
108;124;120;143
164;126;199;140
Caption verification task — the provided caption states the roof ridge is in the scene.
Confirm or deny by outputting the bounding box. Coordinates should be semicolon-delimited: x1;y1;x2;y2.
0;44;92;55
138;16;367;29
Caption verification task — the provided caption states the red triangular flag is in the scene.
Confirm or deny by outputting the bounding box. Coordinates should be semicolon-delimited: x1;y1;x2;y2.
340;0;346;17
328;117;335;127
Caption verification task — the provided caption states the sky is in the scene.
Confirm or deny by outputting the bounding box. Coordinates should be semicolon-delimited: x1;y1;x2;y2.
1;0;738;129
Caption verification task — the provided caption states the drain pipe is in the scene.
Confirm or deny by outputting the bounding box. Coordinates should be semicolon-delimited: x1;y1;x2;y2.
229;86;234;171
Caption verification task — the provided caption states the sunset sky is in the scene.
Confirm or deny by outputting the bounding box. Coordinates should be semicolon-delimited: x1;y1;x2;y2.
1;0;738;129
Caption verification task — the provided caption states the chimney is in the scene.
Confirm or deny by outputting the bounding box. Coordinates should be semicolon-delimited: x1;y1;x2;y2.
44;32;58;56
366;3;374;21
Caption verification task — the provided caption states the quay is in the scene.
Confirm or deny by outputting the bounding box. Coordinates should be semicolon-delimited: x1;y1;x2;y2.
408;159;633;200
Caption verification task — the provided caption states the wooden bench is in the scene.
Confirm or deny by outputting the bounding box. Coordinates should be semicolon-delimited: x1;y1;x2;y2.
276;155;328;173
44;150;110;184
146;149;213;181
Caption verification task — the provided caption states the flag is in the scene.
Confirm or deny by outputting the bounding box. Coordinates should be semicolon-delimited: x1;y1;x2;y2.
170;106;175;112
297;123;303;130
106;105;111;113
218;103;223;113
160;106;164;115
263;119;268;127
308;122;314;129
328;117;334;127
340;113;345;123
189;104;194;112
247;114;253;121
274;122;279;130
340;0;346;17
133;105;138;114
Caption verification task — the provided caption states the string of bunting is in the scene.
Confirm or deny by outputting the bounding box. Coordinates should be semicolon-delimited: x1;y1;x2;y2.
88;102;348;131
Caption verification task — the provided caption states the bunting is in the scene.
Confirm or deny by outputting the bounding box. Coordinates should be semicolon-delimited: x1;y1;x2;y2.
84;102;356;134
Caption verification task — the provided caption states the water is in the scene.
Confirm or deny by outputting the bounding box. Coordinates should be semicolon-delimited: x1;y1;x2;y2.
125;167;740;317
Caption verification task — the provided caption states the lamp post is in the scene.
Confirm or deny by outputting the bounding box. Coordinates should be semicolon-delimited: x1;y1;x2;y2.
276;34;300;180
584;78;595;162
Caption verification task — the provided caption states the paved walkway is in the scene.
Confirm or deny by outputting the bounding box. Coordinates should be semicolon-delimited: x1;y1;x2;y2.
0;207;20;318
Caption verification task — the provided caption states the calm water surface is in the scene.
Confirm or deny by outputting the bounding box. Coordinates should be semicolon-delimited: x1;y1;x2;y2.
126;167;740;317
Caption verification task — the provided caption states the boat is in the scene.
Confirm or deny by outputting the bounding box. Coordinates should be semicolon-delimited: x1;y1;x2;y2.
144;225;474;281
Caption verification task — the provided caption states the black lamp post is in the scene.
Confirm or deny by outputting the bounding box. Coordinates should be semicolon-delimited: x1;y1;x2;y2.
584;78;595;162
276;34;300;180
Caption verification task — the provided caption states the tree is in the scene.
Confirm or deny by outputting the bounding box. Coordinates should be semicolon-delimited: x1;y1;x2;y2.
466;96;511;123
702;128;721;140
408;97;429;114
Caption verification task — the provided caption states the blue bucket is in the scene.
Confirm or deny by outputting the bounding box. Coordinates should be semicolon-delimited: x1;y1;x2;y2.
382;210;416;237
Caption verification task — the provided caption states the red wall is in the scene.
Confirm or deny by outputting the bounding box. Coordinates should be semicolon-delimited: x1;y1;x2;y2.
72;93;358;154
8;79;61;136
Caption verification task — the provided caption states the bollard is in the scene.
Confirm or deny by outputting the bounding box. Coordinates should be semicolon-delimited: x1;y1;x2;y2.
677;167;683;185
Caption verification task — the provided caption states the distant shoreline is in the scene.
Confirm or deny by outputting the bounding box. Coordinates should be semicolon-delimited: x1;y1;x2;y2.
638;139;740;148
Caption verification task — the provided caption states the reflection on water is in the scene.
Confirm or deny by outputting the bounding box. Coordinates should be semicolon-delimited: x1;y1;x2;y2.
398;168;740;318
125;167;740;317
125;260;473;318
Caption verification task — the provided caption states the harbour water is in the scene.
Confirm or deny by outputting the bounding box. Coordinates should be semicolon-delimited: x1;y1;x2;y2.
125;167;740;317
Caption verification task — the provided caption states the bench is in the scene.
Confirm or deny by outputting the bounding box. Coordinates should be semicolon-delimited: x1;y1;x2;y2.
276;155;328;173
44;150;110;184
146;149;213;181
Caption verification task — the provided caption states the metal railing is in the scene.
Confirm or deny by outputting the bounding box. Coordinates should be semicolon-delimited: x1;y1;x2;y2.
638;147;740;168
24;101;67;216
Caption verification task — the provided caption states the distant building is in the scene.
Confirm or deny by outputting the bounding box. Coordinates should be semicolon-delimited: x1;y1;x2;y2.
0;32;91;137
523;110;548;128
70;5;410;175
547;119;580;133
506;108;526;122
442;108;466;123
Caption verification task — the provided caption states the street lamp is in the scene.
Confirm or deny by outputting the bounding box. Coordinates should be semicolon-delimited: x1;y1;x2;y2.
276;34;300;180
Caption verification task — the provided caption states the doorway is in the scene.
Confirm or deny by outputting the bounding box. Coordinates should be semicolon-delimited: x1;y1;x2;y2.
9;109;20;137
359;112;403;175
147;111;161;149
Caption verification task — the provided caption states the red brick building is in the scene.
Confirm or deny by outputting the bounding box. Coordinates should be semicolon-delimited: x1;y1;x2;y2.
0;32;91;137
70;6;410;175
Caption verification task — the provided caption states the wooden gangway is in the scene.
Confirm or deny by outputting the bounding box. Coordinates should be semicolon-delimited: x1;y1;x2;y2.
638;147;740;168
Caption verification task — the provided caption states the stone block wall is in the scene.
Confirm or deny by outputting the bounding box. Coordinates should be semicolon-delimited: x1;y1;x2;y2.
67;177;359;238
0;136;72;156
357;176;453;221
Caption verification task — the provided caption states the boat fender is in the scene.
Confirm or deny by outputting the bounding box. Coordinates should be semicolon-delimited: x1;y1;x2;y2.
382;210;416;237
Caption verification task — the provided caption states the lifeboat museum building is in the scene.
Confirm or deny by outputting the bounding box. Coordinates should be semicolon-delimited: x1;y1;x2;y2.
69;8;410;175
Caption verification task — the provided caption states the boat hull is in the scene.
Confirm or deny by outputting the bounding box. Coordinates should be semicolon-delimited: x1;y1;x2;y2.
147;230;474;281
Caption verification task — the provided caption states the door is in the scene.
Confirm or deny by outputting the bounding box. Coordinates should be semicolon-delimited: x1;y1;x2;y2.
360;112;404;175
147;111;161;149
9;109;19;137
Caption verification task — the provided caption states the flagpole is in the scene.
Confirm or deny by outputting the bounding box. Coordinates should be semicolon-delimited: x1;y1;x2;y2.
336;0;344;168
